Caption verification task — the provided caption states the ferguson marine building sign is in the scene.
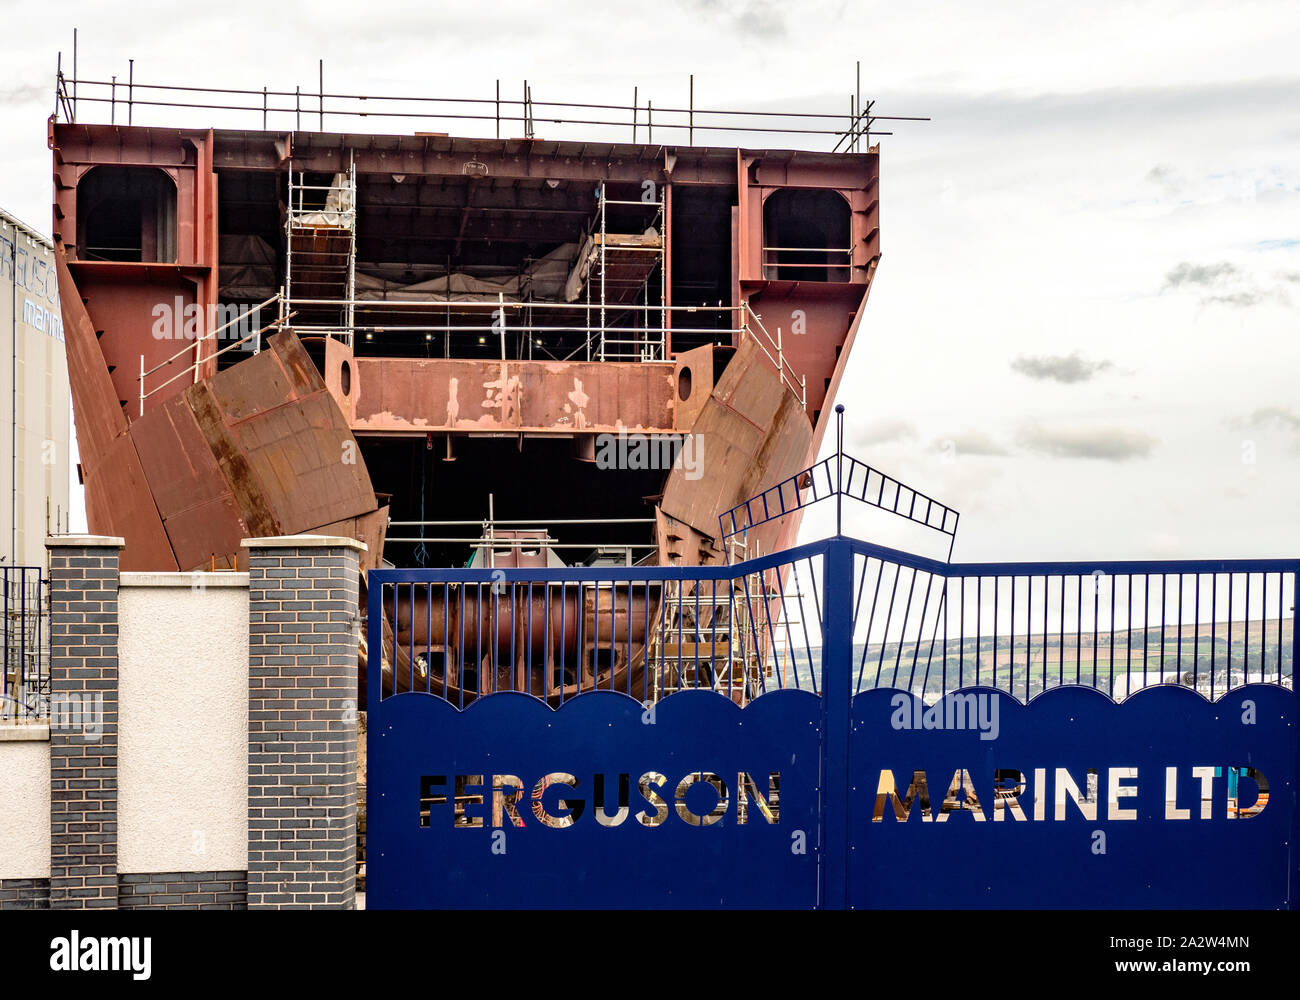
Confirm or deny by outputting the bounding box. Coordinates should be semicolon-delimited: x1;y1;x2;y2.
0;208;70;567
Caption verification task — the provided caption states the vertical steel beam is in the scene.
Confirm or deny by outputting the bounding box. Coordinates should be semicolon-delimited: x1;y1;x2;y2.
821;537;852;909
1291;566;1299;902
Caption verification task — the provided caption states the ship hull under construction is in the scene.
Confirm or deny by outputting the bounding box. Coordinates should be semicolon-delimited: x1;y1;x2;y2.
49;97;882;700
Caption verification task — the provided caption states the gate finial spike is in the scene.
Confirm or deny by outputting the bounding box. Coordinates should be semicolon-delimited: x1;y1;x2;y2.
834;404;845;535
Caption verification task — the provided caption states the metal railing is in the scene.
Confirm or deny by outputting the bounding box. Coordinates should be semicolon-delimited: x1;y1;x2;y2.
136;292;290;415
1;567;48;722
386;516;659;568
369;533;1298;712
762;245;854;281
843;541;1297;704
369;541;824;708
721;451;961;556
53;69;926;151
278;297;806;395
130;293;810;411
721;454;959;562
384;536;657;565
320;299;726;363
719;406;957;560
741;303;807;406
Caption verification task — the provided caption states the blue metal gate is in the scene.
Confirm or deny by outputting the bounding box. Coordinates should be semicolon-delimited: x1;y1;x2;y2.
367;538;1298;908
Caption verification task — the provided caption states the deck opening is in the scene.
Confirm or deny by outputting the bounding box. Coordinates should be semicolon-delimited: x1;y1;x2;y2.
762;188;851;281
76;166;177;263
670;185;735;352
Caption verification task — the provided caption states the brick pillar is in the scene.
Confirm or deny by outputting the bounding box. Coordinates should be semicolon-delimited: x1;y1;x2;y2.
46;535;125;910
243;535;364;909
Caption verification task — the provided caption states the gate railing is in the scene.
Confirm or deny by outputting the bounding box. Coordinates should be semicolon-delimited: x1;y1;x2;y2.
1;567;49;721
721;405;960;563
368;534;1298;910
846;542;1296;703
369;542;828;709
369;536;1297;710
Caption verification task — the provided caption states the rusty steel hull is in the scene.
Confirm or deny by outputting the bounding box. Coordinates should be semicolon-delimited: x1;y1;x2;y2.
58;256;388;571
371;582;657;706
51;120;881;709
334;353;680;436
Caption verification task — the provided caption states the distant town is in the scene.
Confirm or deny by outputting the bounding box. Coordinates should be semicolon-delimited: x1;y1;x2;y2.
783;617;1294;698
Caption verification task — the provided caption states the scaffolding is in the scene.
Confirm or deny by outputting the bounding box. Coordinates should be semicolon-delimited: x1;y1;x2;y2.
583;182;666;362
647;562;780;706
285;158;357;346
278;174;673;363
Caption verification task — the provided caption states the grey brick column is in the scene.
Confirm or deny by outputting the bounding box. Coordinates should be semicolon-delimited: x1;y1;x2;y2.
243;535;364;910
45;535;125;910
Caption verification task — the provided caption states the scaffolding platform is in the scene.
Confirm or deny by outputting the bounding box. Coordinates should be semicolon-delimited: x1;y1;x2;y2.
580;231;663;305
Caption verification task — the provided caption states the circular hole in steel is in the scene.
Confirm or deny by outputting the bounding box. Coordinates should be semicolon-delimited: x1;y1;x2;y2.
341;360;352;396
678;366;692;401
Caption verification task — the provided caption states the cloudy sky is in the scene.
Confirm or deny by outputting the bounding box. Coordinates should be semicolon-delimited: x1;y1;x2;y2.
2;0;1297;562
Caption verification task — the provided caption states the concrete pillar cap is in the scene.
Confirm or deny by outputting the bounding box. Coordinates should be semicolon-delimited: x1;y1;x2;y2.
45;535;126;548
241;534;367;553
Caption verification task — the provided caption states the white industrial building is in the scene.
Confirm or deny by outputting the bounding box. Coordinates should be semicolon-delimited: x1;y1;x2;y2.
2;207;71;719
1;207;70;568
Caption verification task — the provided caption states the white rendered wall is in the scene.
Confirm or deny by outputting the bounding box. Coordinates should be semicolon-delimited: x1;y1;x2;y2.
0;729;50;879
118;573;248;873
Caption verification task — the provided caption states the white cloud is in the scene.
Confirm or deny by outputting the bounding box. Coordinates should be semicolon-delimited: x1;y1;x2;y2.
1017;425;1156;461
1011;353;1113;384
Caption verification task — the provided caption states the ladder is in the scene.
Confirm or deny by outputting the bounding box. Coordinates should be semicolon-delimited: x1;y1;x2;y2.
583;181;666;362
285;157;356;345
649;580;733;700
646;575;781;706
